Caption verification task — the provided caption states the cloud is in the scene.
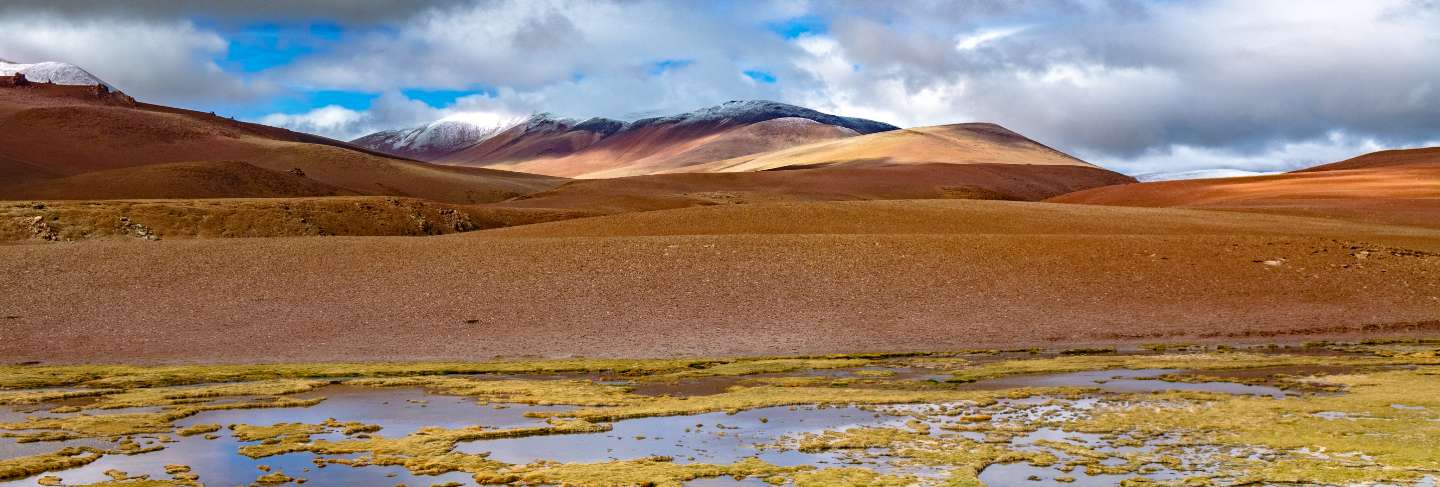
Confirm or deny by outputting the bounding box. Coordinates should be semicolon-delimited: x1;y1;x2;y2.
264;0;804;93
779;0;1440;172
1101;130;1431;179
14;0;1439;174
0;1;471;24
258;90;527;141
0;12;268;105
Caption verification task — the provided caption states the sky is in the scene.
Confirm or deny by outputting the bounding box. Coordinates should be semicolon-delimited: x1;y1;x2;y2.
2;0;1438;178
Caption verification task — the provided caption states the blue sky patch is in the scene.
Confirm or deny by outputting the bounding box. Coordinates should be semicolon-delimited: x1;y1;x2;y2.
743;69;776;84
649;59;694;75
767;15;826;39
220;22;342;73
401;88;495;108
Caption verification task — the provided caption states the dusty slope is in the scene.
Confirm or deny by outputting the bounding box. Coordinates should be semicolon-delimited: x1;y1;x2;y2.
0;86;563;203
681;123;1097;173
500;163;1136;214
2;199;1436;363
482;117;864;178
1299;146;1440;171
1050;147;1440;229
1;197;591;241
0;160;356;200
436;101;897;177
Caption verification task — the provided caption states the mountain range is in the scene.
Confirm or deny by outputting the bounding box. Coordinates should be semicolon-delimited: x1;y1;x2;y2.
353;100;901;178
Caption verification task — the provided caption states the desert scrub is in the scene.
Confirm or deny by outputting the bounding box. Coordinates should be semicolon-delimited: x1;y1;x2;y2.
0;447;104;481
946;352;1437;383
1070;369;1440;483
345;376;644;406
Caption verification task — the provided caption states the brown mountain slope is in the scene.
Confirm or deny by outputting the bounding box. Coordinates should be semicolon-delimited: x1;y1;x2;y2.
2;199;1436;363
0;86;563;203
1050;147;1440;229
476;117;863;178
433;101;898;178
1299;146;1440;172
500;163;1136;214
678;123;1097;173
0;160;355;200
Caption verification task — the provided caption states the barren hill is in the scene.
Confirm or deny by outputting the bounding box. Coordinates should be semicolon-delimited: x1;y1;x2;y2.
1050;147;1440;229
412;101;899;178
0;85;563;203
679;123;1097;173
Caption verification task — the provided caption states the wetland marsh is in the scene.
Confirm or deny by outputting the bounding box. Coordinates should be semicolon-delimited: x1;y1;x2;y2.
1;341;1437;486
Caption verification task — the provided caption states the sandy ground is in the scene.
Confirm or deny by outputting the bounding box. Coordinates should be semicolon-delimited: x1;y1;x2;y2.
2;199;1437;364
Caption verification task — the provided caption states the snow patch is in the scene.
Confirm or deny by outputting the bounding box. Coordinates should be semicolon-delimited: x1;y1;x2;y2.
0;60;114;90
1135;168;1279;182
351;112;526;155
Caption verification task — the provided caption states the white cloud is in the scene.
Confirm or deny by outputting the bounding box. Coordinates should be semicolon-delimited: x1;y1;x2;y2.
256;91;532;141
29;0;1432;175
1097;130;1440;178
954;26;1026;51
0;13;267;105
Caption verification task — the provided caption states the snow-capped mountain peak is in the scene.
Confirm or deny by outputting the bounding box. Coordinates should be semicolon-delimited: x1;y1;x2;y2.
349;112;525;160
0;60;115;90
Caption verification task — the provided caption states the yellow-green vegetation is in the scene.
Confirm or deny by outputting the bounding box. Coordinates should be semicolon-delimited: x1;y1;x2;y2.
495;456;805;487
174;423;220;437
2;345;1439;485
254;471;294;485
74;480;200;487
345;376;644;406
231;422;327;442
0;360;706;390
946;351;1437;382
559;386;1077;422
790;467;917;487
0;397;322;437
0;447;104;481
786;427;1058;484
85;379;326;409
321;418;381;435
238;418;608;459
1071;369;1440;484
635;358;872;382
0;388;116;405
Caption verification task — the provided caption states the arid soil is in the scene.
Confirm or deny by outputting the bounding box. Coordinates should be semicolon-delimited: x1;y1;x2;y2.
2;199;1436;364
501;163;1136;213
1050;147;1440;229
0;197;591;241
